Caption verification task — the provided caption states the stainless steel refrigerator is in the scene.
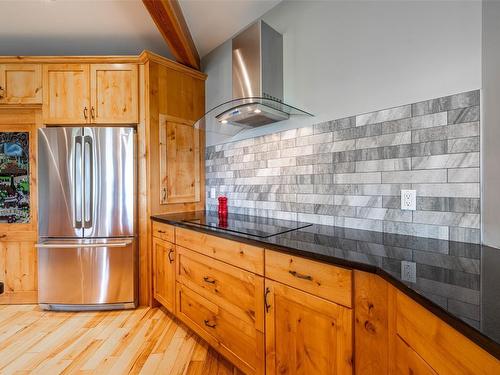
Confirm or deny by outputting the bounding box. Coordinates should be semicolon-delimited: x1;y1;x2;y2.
37;127;137;311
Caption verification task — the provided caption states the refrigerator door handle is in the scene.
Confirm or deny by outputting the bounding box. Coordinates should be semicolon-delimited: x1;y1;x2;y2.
83;135;94;229
35;240;133;249
74;135;83;229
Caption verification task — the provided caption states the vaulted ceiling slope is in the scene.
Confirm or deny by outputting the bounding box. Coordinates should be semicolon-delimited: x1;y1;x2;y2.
179;0;281;57
0;0;172;57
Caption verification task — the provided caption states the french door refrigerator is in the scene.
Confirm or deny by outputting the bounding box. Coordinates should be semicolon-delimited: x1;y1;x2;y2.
37;127;137;311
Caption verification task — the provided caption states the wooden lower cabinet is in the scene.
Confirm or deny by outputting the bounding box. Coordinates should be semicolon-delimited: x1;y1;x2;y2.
354;270;500;375
395;336;437;375
152;237;175;313
151;227;500;375
176;283;265;375
395;291;500;375
265;279;353;375
176;246;264;330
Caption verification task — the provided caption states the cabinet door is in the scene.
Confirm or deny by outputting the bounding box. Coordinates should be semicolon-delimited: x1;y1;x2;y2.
159;117;200;204
265;280;353;375
0;64;42;104
43;64;90;124
90;64;138;124
0;109;39;304
152;238;175;313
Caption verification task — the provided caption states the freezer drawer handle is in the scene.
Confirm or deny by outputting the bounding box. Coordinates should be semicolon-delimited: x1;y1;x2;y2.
35;241;133;249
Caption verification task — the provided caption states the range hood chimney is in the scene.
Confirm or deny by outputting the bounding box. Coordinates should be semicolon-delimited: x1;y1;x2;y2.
216;21;290;127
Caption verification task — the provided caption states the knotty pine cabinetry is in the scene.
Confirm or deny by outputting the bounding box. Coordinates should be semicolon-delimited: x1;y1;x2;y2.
175;227;265;375
146;60;205;213
152;223;500;375
140;55;206;306
264;251;353;375
0;108;40;304
354;271;500;375
0;64;42;104
0;52;206;310
43;63;138;124
152;222;175;313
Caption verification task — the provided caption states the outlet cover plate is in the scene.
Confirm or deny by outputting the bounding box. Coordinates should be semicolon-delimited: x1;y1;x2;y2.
401;261;417;283
401;189;416;211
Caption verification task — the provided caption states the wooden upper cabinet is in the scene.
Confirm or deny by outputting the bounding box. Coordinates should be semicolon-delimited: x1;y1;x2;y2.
43;63;138;125
265;280;353;375
0;64;42;104
159;66;204;123
159;116;200;204
43;64;90;124
90;64;138;124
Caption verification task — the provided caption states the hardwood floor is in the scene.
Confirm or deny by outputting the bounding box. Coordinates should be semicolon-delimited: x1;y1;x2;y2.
0;305;241;374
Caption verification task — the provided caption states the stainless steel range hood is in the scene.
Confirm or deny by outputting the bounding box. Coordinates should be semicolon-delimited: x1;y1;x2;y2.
214;20;312;127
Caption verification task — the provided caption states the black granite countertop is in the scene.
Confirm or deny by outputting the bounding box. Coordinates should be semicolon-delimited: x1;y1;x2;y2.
151;211;500;359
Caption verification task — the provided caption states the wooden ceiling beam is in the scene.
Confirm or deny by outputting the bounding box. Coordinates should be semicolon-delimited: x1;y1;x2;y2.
143;0;200;70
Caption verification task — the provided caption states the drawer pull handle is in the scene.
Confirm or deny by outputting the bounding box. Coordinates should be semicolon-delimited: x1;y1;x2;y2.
264;287;271;313
157;230;166;234
168;249;174;263
204;319;216;328
0;234;6;239
289;270;313;281
203;276;216;284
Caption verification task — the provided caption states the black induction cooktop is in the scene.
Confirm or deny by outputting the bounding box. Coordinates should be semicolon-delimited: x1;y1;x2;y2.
182;213;312;238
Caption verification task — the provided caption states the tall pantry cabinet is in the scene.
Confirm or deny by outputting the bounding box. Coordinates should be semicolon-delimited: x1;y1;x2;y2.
139;53;206;306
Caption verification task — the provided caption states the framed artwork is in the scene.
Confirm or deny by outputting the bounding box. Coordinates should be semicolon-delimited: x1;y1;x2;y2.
0;132;30;223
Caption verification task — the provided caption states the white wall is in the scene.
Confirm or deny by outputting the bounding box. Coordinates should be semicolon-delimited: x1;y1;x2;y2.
482;0;500;248
202;0;482;145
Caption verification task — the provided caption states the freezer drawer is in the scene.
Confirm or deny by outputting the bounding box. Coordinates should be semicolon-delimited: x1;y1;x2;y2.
37;239;137;309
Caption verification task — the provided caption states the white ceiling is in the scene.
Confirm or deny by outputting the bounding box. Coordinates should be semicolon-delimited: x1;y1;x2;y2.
0;0;172;57
179;0;282;57
0;0;280;60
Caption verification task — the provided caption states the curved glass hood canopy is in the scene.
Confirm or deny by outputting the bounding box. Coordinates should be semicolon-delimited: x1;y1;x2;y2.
193;97;314;143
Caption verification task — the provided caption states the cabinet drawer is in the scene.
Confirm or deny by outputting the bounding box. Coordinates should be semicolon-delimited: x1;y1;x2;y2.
176;227;264;275
176;283;264;374
265;250;352;307
177;246;264;330
395;335;437;375
396;291;500;375
152;221;175;242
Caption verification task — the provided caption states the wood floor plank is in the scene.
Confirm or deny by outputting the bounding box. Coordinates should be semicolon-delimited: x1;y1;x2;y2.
0;305;239;374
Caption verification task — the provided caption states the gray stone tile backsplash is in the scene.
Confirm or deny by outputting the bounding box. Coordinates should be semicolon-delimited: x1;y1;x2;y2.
206;90;481;243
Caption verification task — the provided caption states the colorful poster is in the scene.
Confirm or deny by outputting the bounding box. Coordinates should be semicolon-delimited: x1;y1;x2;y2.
0;132;29;223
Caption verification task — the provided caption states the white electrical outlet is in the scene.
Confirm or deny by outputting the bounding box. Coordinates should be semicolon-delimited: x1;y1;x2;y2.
401;189;416;211
401;261;417;283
